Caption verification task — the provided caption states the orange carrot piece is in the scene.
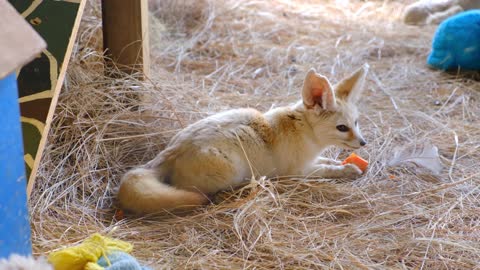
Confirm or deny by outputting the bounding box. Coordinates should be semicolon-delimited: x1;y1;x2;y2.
342;153;368;172
114;209;125;220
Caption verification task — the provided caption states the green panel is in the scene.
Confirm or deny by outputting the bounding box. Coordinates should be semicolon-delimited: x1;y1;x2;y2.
23;1;80;68
17;52;51;98
21;122;42;162
9;0;32;14
9;0;82;183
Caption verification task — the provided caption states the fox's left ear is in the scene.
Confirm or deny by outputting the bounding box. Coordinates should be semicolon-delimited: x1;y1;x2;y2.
335;63;369;103
302;68;337;112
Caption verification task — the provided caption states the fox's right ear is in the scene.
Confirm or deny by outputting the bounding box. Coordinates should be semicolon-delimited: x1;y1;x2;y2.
334;63;369;103
302;68;336;113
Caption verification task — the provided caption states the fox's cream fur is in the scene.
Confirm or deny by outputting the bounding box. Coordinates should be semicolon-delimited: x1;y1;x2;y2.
118;65;369;214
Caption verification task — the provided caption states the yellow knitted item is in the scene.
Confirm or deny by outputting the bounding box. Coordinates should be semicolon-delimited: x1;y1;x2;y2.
48;233;133;270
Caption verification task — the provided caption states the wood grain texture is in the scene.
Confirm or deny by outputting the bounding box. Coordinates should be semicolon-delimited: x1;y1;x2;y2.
102;0;150;78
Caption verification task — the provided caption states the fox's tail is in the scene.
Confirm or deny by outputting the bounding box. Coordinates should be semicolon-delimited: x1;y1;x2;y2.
117;168;208;214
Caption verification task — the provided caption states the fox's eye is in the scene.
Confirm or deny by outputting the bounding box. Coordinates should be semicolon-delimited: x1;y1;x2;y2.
355;120;358;126
336;125;349;132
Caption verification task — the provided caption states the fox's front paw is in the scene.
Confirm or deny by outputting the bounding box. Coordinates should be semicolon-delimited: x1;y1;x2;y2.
306;163;363;179
315;157;342;166
341;163;363;179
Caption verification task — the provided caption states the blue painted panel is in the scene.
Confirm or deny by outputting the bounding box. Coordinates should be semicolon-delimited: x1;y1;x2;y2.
0;73;32;257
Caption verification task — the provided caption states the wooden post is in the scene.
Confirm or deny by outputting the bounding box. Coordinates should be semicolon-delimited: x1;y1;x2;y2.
102;0;150;78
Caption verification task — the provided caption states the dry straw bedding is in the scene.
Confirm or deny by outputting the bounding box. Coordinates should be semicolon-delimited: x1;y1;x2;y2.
30;0;480;269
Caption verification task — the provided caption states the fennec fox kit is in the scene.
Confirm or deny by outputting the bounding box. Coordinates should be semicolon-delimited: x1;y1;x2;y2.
118;64;369;214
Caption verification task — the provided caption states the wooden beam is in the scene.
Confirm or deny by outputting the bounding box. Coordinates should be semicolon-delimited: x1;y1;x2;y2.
102;0;150;78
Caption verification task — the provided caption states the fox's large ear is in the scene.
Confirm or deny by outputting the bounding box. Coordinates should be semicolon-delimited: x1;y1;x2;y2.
302;68;336;112
334;63;369;103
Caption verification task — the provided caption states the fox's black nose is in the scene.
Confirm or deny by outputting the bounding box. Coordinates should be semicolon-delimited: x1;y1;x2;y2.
360;140;367;146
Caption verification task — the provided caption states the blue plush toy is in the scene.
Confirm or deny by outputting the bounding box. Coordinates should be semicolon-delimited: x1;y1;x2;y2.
97;252;152;270
427;10;480;71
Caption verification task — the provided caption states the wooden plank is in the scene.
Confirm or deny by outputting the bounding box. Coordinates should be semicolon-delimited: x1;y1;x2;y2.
6;0;88;198
102;0;150;78
0;0;46;79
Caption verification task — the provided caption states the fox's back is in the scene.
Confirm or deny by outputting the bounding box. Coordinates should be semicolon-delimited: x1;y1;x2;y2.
168;108;274;150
